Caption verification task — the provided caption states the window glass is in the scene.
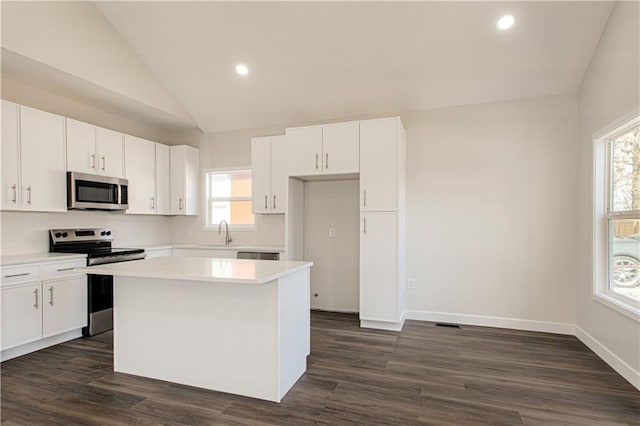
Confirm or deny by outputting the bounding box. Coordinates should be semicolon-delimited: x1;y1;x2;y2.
611;128;640;213
205;170;254;228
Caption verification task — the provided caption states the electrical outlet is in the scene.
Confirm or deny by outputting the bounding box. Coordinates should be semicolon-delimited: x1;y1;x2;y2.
407;278;415;289
329;228;336;237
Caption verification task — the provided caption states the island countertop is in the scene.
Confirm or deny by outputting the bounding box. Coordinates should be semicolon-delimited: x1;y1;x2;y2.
78;257;313;284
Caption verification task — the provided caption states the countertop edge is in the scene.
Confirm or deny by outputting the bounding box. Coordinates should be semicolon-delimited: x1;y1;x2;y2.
1;253;88;267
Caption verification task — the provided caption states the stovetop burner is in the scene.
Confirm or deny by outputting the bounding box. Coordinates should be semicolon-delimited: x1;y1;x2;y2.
49;228;146;265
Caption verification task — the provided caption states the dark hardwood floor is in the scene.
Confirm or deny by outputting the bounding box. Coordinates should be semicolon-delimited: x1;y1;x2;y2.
1;311;639;425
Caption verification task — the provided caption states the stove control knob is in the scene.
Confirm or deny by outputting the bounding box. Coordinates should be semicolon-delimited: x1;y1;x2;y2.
54;232;62;238
61;232;69;238
101;231;107;236
106;230;112;236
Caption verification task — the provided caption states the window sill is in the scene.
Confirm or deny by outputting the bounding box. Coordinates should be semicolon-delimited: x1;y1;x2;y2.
592;291;640;323
203;225;256;232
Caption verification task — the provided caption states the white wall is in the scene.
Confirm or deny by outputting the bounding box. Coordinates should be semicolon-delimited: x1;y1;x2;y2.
304;180;359;312
576;2;640;384
1;1;192;125
402;94;579;327
1;211;171;255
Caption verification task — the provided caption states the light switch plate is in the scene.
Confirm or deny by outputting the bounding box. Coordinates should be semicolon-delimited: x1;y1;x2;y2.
329;228;336;237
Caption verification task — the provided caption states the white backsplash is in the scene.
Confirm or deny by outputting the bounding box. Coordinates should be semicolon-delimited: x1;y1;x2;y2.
1;210;173;255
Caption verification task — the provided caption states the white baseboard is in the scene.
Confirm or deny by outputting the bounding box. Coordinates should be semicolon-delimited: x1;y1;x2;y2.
404;310;576;335
360;312;406;332
575;326;640;391
1;329;83;362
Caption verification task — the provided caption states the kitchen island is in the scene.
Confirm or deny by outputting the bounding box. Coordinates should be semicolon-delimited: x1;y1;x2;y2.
80;256;313;402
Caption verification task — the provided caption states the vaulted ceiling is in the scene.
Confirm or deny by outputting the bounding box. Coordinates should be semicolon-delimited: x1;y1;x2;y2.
2;1;614;134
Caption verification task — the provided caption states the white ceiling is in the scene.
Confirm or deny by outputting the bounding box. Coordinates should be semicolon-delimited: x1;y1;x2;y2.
92;2;611;133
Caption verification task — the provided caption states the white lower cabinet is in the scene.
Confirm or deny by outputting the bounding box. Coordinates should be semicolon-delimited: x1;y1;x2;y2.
42;276;87;338
359;212;399;323
1;282;43;350
1;259;87;358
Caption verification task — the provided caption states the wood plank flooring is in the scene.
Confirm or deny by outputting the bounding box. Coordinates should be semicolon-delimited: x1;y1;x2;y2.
2;311;639;425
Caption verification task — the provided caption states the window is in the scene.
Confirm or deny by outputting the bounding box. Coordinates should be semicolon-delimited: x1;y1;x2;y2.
204;169;254;229
594;113;640;319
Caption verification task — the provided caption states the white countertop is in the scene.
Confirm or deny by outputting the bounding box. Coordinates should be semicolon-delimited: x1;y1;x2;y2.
78;256;312;284
144;244;286;253
1;252;87;266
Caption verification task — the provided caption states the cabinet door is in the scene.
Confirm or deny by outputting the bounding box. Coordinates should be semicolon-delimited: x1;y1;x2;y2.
286;125;322;177
270;135;288;214
124;135;156;214
251;137;271;213
322;121;359;174
97;127;125;178
43;276;87;338
184;146;199;215
66;118;97;174
360;118;398;211
20;106;67;212
2;100;20;210
155;143;171;215
170;146;185;215
360;212;397;322
1;283;42;350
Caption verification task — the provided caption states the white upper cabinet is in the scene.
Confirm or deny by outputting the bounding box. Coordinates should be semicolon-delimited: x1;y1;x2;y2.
66;118;97;175
286;122;359;177
252;136;271;213
360;117;400;212
155;143;171;215
170;145;199;215
322;121;359;174
251;135;288;214
97;127;125;178
2;100;20;211
270;135;288;213
124;135;156;214
286;125;323;177
67;119;124;178
19;106;67;212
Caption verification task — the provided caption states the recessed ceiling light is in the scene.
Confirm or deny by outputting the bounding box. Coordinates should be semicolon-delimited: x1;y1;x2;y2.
235;64;249;76
497;15;515;30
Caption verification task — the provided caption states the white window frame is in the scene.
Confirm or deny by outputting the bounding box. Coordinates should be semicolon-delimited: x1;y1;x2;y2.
592;111;640;321
203;167;255;231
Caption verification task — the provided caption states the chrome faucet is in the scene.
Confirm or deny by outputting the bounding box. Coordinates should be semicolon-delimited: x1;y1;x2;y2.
218;220;232;245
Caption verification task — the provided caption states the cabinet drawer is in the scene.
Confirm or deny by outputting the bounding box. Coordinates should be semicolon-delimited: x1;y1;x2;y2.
42;259;86;280
1;264;41;286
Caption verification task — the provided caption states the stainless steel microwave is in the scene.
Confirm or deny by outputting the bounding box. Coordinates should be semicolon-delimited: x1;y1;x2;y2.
67;172;128;211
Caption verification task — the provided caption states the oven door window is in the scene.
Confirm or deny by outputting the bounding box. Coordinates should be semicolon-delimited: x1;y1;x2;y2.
88;274;113;312
76;180;118;204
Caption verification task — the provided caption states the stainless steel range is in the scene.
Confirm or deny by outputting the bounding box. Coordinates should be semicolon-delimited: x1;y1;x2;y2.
49;228;145;336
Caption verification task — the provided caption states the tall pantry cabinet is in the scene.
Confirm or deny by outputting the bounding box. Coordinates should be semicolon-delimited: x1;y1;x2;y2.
359;117;406;331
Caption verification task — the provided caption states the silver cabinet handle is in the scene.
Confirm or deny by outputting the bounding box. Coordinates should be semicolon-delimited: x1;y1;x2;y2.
273;194;277;209
4;272;30;278
315;153;319;169
91;153;96;169
26;186;32;204
179;198;183;211
33;288;38;309
101;155;106;171
363;190;367;207
11;184;17;203
264;195;268;210
326;152;329;169
56;267;74;272
150;197;155;209
48;286;54;306
363;217;367;234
